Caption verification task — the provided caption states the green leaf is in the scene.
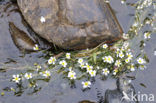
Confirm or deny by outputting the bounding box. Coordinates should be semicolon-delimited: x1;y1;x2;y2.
93;53;97;64
143;54;149;63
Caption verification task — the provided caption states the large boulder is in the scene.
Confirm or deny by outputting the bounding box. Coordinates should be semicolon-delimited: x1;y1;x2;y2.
17;0;123;50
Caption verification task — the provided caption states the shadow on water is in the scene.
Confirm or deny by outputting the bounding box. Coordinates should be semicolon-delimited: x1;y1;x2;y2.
0;0;155;103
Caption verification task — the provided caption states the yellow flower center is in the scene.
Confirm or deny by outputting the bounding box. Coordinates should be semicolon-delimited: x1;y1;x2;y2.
84;82;89;86
91;71;94;75
108;58;111;61
104;70;108;73
138;60;142;63
27;75;31;78
42;71;45;74
70;74;74;78
104;58;107;61
46;73;50;77
114;69;118;73
120;54;123;57
62;62;65;65
88;68;92;71
52;59;55;62
49;60;52;63
15;77;19;81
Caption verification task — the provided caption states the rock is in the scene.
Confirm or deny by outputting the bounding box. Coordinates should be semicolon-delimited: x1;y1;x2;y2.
9;22;37;51
104;89;123;103
79;100;97;103
104;75;137;103
117;75;135;94
0;1;52;52
17;0;123;50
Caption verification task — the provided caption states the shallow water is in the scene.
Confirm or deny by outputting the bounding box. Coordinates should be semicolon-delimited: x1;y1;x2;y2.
0;0;155;103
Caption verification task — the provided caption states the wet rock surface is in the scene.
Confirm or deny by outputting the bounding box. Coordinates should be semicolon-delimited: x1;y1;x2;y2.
104;75;137;103
0;1;49;67
9;22;37;51
17;0;123;50
0;1;51;52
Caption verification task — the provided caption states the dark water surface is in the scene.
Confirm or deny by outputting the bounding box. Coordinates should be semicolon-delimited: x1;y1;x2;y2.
0;0;155;103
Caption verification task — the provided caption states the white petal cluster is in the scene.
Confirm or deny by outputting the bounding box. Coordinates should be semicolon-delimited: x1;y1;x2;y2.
137;58;146;64
48;57;56;65
68;70;76;80
12;74;21;83
82;81;91;89
103;56;114;64
24;73;32;79
102;68;110;76
59;60;67;67
66;53;71;59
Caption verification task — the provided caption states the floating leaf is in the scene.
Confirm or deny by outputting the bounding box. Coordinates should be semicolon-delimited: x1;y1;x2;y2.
140;83;147;88
143;54;150;63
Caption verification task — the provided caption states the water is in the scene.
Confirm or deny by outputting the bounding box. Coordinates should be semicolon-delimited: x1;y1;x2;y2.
0;0;155;103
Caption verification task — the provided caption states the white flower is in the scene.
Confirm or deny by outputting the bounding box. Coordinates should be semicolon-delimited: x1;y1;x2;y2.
24;73;32;79
126;52;133;60
41;70;51;78
37;65;41;69
115;60;122;67
119;52;124;58
121;0;125;4
102;44;108;49
145;19;151;25
36;65;41;71
97;66;100;70
107;56;114;64
78;58;83;64
79;63;85;69
68;67;72;71
139;65;147;70
125;58;130;63
133;22;138;27
68;70;76;80
33;44;39;51
102;68;110;76
144;32;151;39
116;48;120;57
102;56;108;62
123;42;129;49
66;53;71;59
12;74;21;83
59;60;67;67
142;0;152;7
86;63;93;73
82;81;91;89
89;70;96;77
137;58;146;64
103;56;114;64
48;57;56;65
40;16;46;23
130;64;135;72
123;33;129;39
154;50;156;56
113;69;118;75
